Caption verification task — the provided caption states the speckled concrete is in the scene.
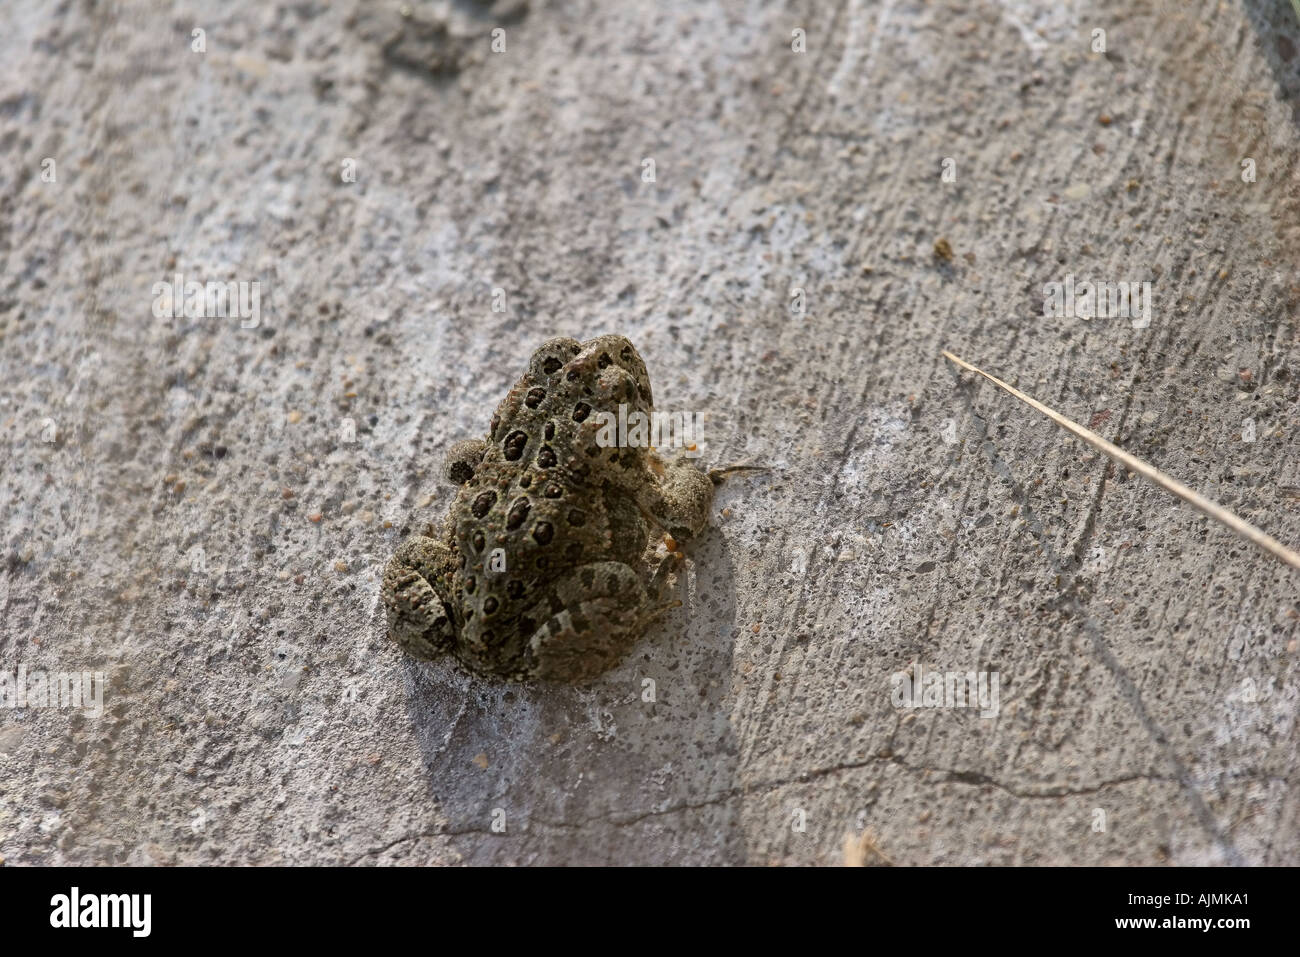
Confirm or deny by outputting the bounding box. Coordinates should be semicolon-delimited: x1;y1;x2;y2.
1;0;1298;865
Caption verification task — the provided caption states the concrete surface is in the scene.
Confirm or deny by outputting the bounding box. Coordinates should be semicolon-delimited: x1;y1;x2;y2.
1;0;1298;865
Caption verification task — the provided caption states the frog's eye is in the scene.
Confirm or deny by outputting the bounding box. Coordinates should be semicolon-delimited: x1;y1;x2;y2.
529;337;582;379
443;439;488;485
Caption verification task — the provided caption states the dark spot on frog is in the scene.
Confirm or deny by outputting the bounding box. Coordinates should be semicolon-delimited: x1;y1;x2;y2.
503;429;528;460
506;496;531;530
533;521;554;545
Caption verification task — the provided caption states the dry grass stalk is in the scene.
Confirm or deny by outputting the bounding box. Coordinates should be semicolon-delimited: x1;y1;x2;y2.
942;350;1300;572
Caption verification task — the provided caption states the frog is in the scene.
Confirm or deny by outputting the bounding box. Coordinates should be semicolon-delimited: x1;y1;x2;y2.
382;335;717;682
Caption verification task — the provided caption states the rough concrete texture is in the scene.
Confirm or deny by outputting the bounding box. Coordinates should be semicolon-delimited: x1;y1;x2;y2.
1;0;1299;866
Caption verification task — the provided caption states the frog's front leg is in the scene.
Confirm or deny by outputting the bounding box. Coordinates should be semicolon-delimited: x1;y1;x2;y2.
382;534;460;660
517;560;678;682
633;456;716;545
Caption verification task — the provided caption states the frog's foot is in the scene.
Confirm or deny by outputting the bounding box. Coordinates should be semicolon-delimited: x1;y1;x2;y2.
441;438;488;486
520;561;660;682
646;550;686;602
382;535;458;661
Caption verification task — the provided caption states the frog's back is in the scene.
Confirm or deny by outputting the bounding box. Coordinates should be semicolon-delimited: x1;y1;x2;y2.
447;335;657;674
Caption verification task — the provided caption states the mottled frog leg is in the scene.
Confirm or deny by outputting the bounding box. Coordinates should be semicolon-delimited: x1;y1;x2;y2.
517;561;678;682
631;457;716;545
382;535;459;661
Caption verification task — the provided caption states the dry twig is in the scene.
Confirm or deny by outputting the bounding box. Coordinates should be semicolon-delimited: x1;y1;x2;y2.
943;350;1300;572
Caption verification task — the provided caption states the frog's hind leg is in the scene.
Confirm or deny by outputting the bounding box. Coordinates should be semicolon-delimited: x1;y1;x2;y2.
519;561;674;682
382;535;459;661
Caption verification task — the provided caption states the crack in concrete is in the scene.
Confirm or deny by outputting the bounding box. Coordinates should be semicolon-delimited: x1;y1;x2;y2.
348;755;1190;862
